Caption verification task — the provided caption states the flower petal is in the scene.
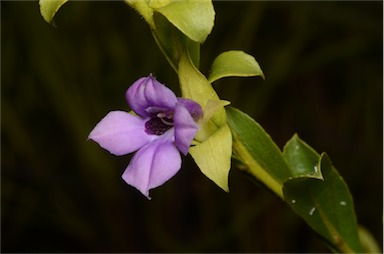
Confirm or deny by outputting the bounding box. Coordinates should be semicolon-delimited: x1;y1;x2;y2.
177;98;203;121
88;111;153;156
174;103;199;155
126;75;178;118
122;131;181;199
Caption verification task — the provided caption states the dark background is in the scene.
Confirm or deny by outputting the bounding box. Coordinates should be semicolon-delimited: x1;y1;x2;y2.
2;1;382;252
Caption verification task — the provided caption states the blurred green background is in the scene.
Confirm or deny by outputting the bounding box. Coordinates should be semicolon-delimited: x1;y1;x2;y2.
2;1;382;252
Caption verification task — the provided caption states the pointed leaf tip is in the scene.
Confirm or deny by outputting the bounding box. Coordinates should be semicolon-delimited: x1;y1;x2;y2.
283;136;362;253
39;0;69;24
283;134;323;179
189;124;232;192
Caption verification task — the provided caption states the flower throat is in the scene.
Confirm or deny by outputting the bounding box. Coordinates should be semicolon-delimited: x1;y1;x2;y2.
145;111;174;135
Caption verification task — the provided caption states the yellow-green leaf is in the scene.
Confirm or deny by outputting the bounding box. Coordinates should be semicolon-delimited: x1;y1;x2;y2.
39;0;68;24
178;51;232;191
152;12;200;72
178;51;226;130
125;0;155;29
189;124;232;192
125;0;202;71
208;50;265;83
155;0;215;43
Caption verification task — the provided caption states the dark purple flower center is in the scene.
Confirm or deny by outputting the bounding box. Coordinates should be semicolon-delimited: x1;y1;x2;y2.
145;111;174;136
144;99;203;136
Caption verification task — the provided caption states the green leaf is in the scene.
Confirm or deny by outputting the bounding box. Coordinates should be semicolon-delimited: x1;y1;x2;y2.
208;50;265;83
282;134;323;179
359;226;382;253
155;0;215;43
125;0;155;29
189;124;232;192
178;51;232;192
226;107;292;199
152;12;200;72
178;51;226;130
126;0;201;71
39;0;68;25
283;135;362;253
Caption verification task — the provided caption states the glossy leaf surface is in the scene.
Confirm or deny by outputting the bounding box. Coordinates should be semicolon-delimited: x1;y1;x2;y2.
283;135;362;253
226;107;292;198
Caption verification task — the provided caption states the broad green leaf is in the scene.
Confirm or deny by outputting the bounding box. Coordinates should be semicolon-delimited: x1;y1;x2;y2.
189;124;232;192
39;0;68;24
283;135;362;253
208;50;265;83
226;107;292;199
155;0;215;43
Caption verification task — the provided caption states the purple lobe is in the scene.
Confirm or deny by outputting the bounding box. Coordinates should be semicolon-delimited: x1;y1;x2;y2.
88;111;153;156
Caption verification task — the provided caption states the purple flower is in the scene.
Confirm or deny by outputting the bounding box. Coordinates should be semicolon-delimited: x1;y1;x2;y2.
88;75;203;199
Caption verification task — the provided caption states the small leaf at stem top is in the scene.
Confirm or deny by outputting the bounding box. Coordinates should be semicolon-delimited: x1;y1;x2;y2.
208;50;265;83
